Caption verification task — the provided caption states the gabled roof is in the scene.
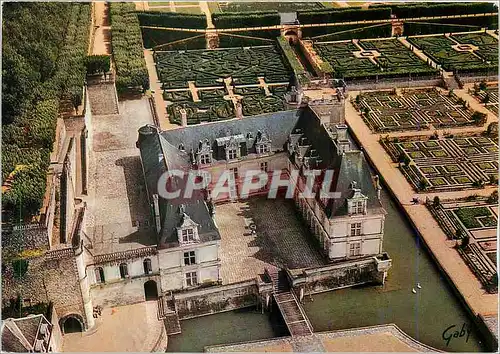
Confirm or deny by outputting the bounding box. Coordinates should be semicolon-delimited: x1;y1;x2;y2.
1;314;48;353
161;200;220;248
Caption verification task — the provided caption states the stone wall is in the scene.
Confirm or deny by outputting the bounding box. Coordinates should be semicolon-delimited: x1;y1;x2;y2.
346;77;442;91
2;249;87;329
90;275;161;308
49;306;63;352
288;254;391;296
173;280;259;319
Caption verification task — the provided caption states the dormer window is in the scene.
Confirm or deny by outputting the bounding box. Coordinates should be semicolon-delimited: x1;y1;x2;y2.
182;228;195;243
177;208;200;244
257;143;271;154
200;153;211;165
347;180;368;216
227;147;238;160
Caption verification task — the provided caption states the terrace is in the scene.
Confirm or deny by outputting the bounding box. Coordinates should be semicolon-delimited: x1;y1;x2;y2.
314;38;437;80
381;134;499;192
153;45;292;125
407;32;498;74
355;88;477;132
427;195;498;293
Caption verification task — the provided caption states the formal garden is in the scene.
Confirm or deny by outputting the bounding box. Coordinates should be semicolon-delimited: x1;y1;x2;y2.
354;88;478;132
154;45;292;124
427;193;498;293
381;133;499;192
407;32;498;74
469;82;498;115
313;38;438;80
213;2;324;13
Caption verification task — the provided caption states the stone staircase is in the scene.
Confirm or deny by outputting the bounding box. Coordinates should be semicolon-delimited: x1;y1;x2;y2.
87;83;119;115
157;295;181;335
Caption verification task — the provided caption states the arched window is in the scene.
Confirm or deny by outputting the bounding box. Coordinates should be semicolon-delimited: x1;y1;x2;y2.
119;263;128;279
143;258;152;275
95;267;105;283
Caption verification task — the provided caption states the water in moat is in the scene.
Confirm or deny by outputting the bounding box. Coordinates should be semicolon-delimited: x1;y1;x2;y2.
166;188;485;352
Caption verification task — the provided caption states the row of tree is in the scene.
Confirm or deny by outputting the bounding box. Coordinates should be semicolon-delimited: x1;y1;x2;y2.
2;3;91;220
110;3;150;92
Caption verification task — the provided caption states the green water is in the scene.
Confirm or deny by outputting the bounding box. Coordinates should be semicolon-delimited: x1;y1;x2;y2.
167;188;486;352
302;189;485;352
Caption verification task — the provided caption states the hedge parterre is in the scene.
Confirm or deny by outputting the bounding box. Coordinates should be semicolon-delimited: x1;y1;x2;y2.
427;196;497;293
314;38;437;80
407;32;498;74
382;134;499;192
356;88;476;132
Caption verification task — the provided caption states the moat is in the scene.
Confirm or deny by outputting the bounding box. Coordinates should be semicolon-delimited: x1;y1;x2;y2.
167;188;485;352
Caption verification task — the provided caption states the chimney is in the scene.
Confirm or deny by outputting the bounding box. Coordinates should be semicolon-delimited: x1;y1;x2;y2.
335;124;350;154
180;108;188;127
152;194;161;234
235;101;243;119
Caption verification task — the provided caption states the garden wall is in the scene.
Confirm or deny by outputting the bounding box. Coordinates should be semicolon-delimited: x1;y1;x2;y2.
345;77;442;91
288;254;391;296
173;280;260;319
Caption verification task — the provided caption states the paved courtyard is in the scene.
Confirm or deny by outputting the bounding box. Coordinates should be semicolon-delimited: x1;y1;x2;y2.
85;98;157;254
215;197;325;285
62;301;165;352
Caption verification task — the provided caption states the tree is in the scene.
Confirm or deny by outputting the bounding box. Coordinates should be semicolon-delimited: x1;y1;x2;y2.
419;178;429;191
487;190;498;204
479;80;487;91
71;90;82;113
433;195;440;207
471;111;487;126
460;234;470;249
482;92;490;104
486;122;498;137
355;95;361;104
455;228;463;240
448;89;454;97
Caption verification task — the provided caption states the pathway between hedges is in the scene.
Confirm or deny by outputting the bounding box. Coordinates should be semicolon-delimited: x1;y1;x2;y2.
341;90;498;318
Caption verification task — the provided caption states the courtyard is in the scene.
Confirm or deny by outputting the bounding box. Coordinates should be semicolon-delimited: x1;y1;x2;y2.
381;133;499;192
86;98;157;255
355;88;477;132
215;197;325;285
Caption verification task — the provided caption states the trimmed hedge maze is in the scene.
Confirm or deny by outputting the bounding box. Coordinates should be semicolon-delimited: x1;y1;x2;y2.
356;88;476;132
314;39;437;80
427;196;497;293
156;45;292;125
154;46;290;89
407;32;498;74
381;134;499;192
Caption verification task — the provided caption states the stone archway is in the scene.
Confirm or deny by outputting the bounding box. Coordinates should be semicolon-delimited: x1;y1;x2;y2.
144;280;158;301
59;314;84;334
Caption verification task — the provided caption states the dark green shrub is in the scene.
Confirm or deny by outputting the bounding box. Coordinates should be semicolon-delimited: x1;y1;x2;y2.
137;12;206;29
212;11;280;28
85;55;111;75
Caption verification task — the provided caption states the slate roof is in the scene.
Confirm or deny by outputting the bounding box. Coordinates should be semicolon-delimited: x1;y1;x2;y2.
137;107;383;248
160;199;221;247
1;315;48;353
160;111;300;162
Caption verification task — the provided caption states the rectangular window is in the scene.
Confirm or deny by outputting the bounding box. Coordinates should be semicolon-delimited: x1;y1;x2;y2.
227;148;237;160
230;167;239;180
182;228;195;242
186;271;198;287
184;251;196;266
200;153;211;165
356;201;364;214
257;144;271;154
349;242;361;256
260;162;268;172
350;222;362;236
